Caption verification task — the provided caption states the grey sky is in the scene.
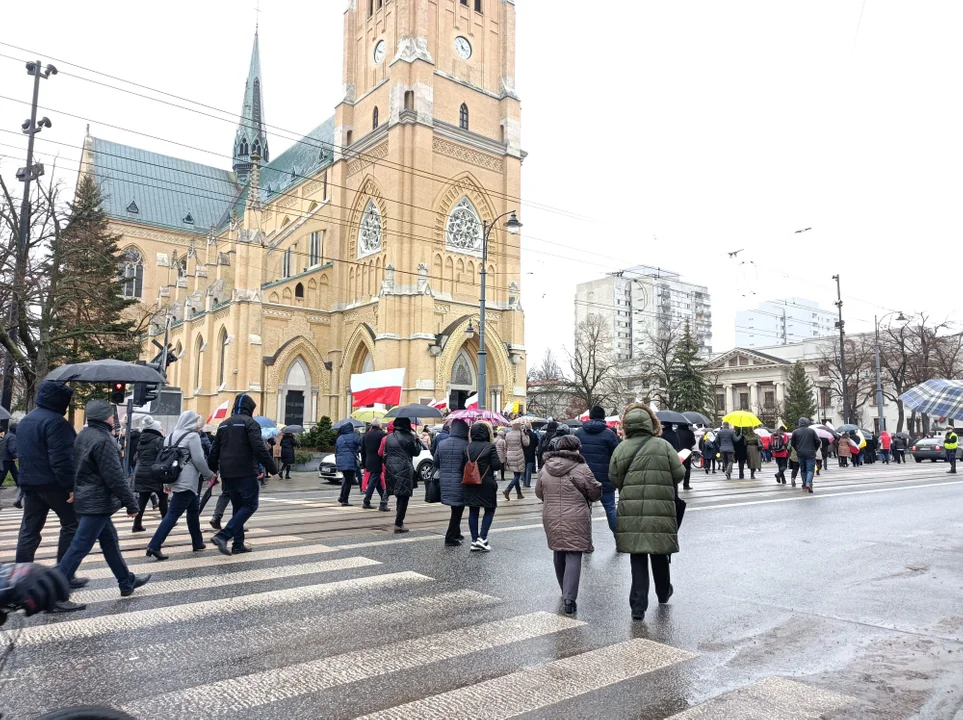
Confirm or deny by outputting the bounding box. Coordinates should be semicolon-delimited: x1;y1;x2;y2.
0;1;959;366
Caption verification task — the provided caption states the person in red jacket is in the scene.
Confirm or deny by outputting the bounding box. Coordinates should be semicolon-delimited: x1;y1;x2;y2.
879;430;892;464
770;425;790;484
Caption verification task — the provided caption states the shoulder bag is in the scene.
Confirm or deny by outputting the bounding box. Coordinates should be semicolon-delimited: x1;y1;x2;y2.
462;445;490;485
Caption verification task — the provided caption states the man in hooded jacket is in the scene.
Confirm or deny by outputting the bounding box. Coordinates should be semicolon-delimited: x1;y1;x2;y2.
15;382;88;610
383;417;420;533
790;417;821;493
207;394;278;556
575;406;620;533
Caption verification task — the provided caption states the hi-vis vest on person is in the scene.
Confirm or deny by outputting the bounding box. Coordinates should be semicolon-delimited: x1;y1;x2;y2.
944;431;958;450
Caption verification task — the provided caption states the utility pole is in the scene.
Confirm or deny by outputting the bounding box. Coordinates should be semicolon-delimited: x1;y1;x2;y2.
0;61;56;424
832;274;851;425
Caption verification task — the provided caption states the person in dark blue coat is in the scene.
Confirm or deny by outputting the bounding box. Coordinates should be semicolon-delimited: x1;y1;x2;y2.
575;406;620;533
15;382;87;610
434;419;470;546
335;423;362;506
4;423;22;508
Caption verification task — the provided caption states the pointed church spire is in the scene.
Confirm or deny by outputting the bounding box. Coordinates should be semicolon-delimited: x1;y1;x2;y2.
233;30;270;184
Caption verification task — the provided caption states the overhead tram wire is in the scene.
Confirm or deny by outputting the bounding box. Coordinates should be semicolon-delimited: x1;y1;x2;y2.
0;44;595;223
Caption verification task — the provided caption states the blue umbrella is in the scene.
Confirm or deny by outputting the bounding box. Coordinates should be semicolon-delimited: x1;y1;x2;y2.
900;379;963;420
333;418;364;430
261;427;280;439
254;416;277;429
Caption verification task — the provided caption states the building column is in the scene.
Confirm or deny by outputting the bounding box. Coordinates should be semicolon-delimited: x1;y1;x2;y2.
724;384;733;414
749;382;759;411
775;382;785;404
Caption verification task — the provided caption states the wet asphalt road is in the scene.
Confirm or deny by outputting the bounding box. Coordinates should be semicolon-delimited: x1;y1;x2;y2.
0;461;961;719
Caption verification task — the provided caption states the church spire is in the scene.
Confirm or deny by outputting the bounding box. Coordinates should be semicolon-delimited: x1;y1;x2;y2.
233;30;269;184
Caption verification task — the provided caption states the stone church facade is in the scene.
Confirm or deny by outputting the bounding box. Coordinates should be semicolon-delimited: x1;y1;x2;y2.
79;0;527;425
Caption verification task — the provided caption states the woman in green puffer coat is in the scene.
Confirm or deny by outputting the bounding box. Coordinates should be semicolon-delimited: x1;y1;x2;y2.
609;403;685;621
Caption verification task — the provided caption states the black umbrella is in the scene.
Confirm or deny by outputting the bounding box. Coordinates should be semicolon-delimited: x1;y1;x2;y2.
656;410;691;425
562;418;582;428
385;404;444;420
332;418;363;430
282;424;306;435
682;411;711;426
0;406;10;422
44;359;165;385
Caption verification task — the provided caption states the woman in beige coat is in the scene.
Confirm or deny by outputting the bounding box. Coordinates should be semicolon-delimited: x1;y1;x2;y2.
837;434;852;467
503;420;530;500
535;434;602;615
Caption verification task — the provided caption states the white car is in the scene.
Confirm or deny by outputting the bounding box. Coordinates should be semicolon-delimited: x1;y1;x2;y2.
318;446;434;486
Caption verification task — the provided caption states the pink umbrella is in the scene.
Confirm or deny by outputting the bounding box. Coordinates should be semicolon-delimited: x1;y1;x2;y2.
447;408;510;426
796;426;836;441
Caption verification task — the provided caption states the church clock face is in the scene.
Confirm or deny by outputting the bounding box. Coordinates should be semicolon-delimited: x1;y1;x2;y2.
454;36;472;60
373;40;386;64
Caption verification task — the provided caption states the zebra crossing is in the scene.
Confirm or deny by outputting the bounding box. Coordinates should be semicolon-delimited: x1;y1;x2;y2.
0;505;858;719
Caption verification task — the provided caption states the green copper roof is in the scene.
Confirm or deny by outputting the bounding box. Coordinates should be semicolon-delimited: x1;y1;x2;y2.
259;116;335;203
233;31;270;175
90;137;237;233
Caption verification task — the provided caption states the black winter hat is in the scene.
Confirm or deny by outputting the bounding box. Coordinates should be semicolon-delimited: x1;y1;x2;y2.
589;406;606;421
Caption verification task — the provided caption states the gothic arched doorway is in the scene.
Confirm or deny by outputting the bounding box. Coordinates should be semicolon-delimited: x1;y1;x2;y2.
448;348;476;411
279;357;311;426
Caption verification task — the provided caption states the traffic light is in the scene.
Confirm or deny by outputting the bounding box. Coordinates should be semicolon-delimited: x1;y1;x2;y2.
133;382;160;407
110;383;126;405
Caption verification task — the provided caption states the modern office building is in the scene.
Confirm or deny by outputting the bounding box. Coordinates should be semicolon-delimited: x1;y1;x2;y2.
735;298;836;348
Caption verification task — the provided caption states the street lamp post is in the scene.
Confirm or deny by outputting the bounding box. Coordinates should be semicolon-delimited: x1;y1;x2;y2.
874;310;907;433
476;211;522;410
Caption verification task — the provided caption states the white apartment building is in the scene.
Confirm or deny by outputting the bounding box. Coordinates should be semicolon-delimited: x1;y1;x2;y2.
735;297;836;348
575;266;712;362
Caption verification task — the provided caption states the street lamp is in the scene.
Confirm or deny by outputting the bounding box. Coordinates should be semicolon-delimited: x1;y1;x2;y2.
477;211;522;410
874;310;907;433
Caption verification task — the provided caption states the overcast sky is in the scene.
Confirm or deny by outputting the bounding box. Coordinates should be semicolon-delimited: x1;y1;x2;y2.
1;1;959;366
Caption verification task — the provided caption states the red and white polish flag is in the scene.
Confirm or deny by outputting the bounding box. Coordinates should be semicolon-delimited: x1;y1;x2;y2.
465;393;479;410
351;368;405;408
429;398;448;411
207;400;230;424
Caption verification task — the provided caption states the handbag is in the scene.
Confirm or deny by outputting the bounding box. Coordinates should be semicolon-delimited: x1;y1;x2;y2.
462;446;488;485
425;473;441;503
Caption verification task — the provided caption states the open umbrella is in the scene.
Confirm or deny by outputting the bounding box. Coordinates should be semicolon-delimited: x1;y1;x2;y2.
332;418;364;430
682;411;712;426
562;418;583;428
254;416;277;429
812;426;836;441
722;410;762;427
447;408;509;426
352;408;386;423
753;428;772;437
838;423;860;433
44;359;166;384
262;427;280;440
0;406;10;422
282;424;305;435
656;410;691;425
386;404;444;420
900;379;963;420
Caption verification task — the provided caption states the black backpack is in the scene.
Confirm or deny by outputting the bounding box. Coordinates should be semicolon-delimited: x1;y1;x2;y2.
770;433;786;453
151;434;189;484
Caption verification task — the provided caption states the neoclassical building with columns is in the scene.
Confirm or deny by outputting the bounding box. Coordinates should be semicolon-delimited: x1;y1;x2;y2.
79;0;527;425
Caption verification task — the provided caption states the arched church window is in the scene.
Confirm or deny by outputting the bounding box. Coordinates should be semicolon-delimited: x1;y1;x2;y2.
358;199;382;258
373;107;379;130
252;139;262;158
118;247;144;299
361;352;374;374
459;103;469;131
218;327;229;387
295;282;304;299
194;335;205;390
445;197;483;255
177;256;188;278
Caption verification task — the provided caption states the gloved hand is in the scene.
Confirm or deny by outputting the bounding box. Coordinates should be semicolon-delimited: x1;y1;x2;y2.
0;563;71;616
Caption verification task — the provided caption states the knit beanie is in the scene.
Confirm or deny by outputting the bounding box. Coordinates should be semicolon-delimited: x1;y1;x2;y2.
589;406;606;421
85;399;113;423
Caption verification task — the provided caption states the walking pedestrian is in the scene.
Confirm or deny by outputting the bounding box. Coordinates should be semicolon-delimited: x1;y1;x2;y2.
420;425;433;450
130;417;167;533
892;433;907;464
733;429;748;479
535;434;602;614
716;422;736;478
56;400;150;599
523;424;539;487
879;430;892;464
745;429;762;480
770;425;790;483
435;419;470;546
837;433;852;467
2;423;21;508
502;419;529;500
207;394;278;556
146;411;212;560
945;426;958;474
278;431;297;479
335;423;362;506
464;422;502;552
575;405;619;533
700;431;718;474
660;422;682;451
790;417;820;493
383;417;420;533
610;404;684;622
14;381;86;612
819;436;831;474
789;445;800;486
537;420;559;468
360;419;388;510
494;429;507;483
677;422;696;490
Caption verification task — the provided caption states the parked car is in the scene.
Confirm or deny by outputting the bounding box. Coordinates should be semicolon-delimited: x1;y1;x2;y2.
911;437;962;463
318;444;434;485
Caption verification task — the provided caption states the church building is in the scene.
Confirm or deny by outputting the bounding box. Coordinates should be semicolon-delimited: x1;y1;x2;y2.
79;0;527;426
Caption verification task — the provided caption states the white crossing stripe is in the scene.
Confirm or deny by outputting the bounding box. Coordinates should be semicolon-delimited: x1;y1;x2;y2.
81;541;335;579
4;590;500;684
71;556;379;604
665;676;854;718
120;612;583;718
16;571;430;646
356;638;696;719
0;527;271;551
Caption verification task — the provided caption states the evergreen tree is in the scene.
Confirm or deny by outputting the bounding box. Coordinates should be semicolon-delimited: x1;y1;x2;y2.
668;321;713;414
783;361;817;425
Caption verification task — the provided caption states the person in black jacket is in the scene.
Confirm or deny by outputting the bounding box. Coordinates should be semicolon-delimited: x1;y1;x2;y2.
434;419;470;546
360;419;388;511
130;417;167;532
463;422;502;552
677;423;696;490
523;425;538;487
733;429;748;479
279;432;297;479
383;417;420;533
3;423;20;507
537;420;559;468
575;406;620;533
15;382;88;610
207;394;278;556
57;400;150;600
791;417;821;493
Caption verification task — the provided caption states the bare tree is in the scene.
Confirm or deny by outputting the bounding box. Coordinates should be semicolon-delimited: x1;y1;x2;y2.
637;318;680;409
822;335;876;425
526;349;571;418
565;314;629;413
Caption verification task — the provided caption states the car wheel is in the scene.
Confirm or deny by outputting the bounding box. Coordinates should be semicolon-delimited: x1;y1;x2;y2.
930;459;938;463
418;461;433;484
915;457;923;463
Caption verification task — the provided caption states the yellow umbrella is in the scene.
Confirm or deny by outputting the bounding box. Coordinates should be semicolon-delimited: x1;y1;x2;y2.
722;410;762;428
352;408;386;423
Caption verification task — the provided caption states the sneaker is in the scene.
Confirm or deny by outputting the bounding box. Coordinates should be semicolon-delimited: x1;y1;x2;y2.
476;537;491;552
120;574;151;597
68;576;90;590
209;519;222;530
469;539;484;552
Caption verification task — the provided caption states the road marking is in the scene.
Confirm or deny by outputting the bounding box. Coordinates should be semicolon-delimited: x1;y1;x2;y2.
71;556;379;604
80;541;335;579
666;676;854;718
0;526;272;551
16;571;430;646
120;612;583;718
4;590;501;682
357;638;696;719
